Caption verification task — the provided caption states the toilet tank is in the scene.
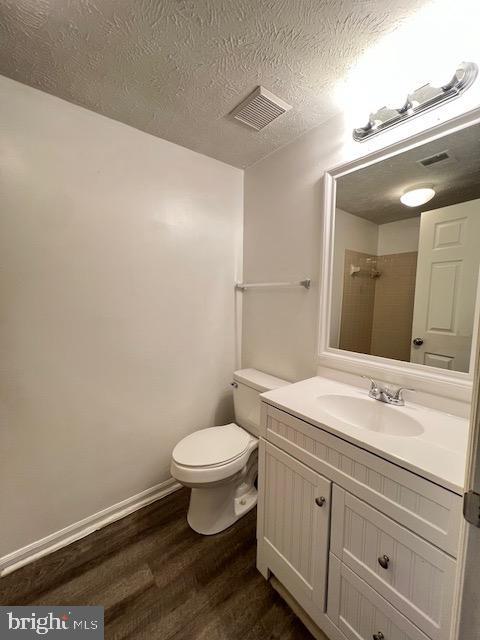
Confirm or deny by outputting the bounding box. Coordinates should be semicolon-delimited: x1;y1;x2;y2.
233;368;289;437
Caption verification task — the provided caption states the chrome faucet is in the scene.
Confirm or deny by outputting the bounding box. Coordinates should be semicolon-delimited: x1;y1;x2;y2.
362;376;414;406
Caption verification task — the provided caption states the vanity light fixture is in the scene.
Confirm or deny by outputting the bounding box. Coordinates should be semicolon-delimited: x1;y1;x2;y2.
400;187;436;207
353;61;478;141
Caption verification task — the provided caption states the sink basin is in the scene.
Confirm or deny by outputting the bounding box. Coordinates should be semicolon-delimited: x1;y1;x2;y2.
317;394;424;437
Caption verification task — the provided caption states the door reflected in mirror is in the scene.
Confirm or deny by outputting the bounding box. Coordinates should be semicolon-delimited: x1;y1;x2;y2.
330;124;480;373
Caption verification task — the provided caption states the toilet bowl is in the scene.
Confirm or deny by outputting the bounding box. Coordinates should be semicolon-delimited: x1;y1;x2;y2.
170;369;288;535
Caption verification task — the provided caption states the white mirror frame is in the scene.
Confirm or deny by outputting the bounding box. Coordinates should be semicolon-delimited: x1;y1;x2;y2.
317;107;480;404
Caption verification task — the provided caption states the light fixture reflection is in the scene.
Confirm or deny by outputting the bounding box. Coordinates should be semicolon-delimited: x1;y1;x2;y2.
400;188;436;207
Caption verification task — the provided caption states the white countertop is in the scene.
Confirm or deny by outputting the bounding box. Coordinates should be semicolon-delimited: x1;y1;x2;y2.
261;376;469;495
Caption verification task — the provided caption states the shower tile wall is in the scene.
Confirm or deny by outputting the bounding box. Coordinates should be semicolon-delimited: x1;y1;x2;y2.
339;250;376;354
371;252;418;361
339;249;418;361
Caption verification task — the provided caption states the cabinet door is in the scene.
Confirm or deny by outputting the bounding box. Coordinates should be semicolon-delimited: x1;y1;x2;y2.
260;441;331;618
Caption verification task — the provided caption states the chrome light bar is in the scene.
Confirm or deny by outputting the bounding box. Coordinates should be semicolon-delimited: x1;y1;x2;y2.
353;61;478;142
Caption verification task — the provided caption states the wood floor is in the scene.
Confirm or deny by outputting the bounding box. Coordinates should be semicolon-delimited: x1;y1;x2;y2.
0;488;313;639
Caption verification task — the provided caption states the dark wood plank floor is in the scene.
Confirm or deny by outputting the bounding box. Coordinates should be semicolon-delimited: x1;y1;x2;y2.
0;488;313;639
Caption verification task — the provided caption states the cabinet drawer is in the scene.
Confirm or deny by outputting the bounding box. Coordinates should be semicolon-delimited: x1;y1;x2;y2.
262;403;461;556
328;554;430;640
331;486;455;640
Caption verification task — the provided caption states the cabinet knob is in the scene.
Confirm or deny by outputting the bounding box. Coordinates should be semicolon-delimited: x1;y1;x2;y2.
378;554;390;569
373;633;385;640
315;496;326;507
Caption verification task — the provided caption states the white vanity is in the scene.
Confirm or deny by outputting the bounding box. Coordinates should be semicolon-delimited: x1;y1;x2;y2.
256;376;468;640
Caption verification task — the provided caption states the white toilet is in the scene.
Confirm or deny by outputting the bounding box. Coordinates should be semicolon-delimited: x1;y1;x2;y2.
170;368;288;535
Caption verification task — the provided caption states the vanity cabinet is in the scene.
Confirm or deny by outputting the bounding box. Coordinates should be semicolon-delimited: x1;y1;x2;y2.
257;402;463;640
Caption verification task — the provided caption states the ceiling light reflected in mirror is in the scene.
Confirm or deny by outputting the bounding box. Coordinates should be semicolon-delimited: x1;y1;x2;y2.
400;188;436;207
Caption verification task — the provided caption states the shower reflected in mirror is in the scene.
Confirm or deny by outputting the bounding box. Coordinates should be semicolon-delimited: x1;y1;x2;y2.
330;123;480;373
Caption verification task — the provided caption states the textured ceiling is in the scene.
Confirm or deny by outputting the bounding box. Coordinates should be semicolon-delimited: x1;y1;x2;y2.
337;122;480;224
0;0;429;168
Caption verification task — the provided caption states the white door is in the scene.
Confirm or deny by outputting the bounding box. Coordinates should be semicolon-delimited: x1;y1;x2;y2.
260;441;331;623
410;198;480;372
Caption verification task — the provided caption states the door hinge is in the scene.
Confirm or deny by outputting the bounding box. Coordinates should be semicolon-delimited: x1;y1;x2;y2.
463;491;480;527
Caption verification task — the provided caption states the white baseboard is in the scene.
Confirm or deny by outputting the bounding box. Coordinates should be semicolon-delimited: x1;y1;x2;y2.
0;477;182;577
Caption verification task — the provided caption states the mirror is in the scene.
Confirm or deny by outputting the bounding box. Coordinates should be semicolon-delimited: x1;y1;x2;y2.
330;123;480;374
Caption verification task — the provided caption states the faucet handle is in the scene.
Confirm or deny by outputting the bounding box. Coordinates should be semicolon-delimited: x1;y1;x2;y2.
383;386;415;405
362;375;383;400
362;375;379;390
391;386;415;400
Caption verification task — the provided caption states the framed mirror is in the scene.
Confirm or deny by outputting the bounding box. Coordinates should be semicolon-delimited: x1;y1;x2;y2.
319;114;480;392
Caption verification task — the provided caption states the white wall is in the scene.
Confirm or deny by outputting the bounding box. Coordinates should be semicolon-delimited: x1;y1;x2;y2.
242;132;326;382
330;209;379;347
377;217;420;255
242;75;480;382
0;76;243;558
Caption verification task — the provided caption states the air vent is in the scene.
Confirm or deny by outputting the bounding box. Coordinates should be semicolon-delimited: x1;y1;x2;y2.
418;150;453;167
231;86;292;130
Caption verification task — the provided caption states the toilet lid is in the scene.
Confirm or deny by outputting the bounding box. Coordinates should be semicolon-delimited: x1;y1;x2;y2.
172;423;251;468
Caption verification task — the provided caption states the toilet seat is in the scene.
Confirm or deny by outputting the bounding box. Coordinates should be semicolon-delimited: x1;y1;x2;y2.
172;423;251;468
171;423;258;485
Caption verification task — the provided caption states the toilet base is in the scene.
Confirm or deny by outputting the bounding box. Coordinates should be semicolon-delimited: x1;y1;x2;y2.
186;451;258;535
187;482;257;535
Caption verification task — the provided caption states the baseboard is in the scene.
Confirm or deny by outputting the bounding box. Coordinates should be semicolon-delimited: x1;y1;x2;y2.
0;477;182;577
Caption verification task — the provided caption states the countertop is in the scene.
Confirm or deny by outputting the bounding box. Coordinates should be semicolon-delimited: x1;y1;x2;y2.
261;376;469;495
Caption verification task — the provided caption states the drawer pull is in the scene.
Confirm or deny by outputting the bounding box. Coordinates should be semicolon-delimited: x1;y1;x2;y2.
373;633;385;640
377;554;390;569
315;496;326;507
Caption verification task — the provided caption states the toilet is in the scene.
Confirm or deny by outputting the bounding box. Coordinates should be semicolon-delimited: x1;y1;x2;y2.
170;368;288;534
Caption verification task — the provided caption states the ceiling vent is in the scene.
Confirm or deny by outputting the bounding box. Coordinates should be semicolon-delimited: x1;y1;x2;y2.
418;150;455;168
231;86;292;130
